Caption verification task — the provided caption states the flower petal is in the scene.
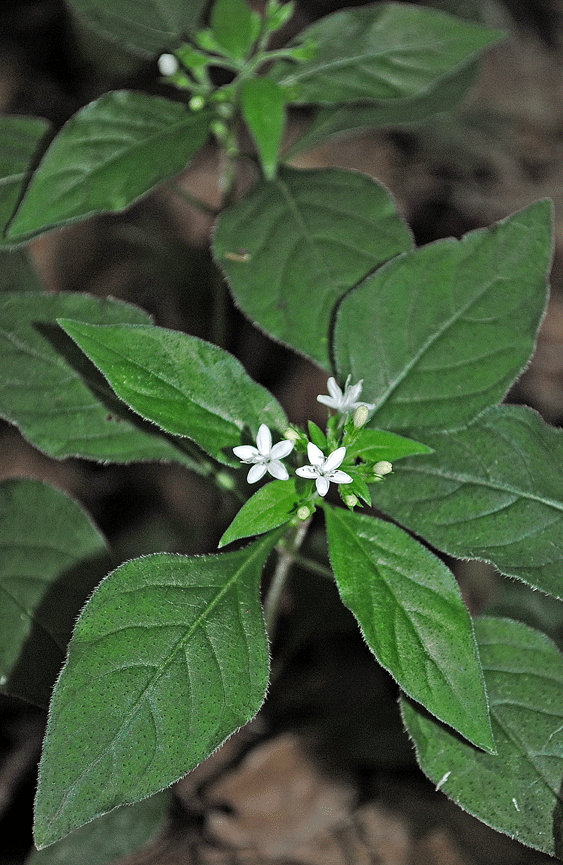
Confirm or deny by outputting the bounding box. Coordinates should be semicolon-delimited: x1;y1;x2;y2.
247;463;267;483
270;440;294;460
268;460;289;480
329;470;353;484
317;394;337;409
316;476;330;496
256;424;272;456
296;465;318;479
323;446;346;472
307;442;325;466
233;445;258;461
327;377;342;400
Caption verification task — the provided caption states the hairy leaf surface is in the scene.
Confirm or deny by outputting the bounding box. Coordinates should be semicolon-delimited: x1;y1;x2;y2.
324;507;494;752
271;4;502;105
0;479;108;707
0;293;196;464
335;201;552;432
374;405;563;599
66;0;206;56
58;320;287;465
34;532;281;847
0;115;49;245
403;617;563;858
7;92;211;242
214;167;412;369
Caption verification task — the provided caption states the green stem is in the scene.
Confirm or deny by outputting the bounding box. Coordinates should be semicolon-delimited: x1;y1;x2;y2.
167;182;220;217
264;519;310;639
289;552;333;580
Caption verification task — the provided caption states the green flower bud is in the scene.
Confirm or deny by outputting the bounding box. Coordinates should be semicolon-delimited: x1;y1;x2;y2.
344;494;358;509
189;95;206;111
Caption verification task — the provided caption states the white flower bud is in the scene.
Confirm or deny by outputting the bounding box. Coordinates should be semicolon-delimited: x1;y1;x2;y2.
284;428;300;442
344;494;358;508
158;53;179;76
297;505;311;521
374;460;392;476
353;405;369;429
189;95;206;111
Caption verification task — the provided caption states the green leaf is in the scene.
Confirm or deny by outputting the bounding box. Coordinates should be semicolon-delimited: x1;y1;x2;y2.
213;166;412;369
324;506;494;753
403;617;563;858
26;792;168;865
210;0;261;61
374;404;563;600
66;0;207;57
241;78;287;180
335;200;552;433
346;428;432;463
0;114;50;245
285;63;478;158
34;532;281;848
6;92;211;242
57;319;287;465
0;292;197;465
219;478;302;547
0;249;42;291
0;479;108;707
271;4;503;105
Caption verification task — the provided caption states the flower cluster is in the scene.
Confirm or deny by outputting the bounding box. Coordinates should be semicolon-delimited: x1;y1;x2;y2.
233;376;384;499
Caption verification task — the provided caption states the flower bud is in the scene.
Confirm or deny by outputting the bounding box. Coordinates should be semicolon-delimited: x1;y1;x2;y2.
189;95;206;111
353;404;369;429
284;428;300;442
374;460;392;476
216;471;235;490
158;53;179;76
344;494;358;509
297;505;311;521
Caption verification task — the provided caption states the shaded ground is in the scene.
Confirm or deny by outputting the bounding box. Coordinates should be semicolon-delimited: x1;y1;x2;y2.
2;1;563;863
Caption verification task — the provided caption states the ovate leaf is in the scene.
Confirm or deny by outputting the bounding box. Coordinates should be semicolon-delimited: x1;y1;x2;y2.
374;405;563;599
0;479;108;707
335;200;552;433
324;506;494;752
210;0;261;62
346;428;432;463
271;4;502;105
213;166;412;369
34;531;282;848
58;319;287;465
286;63;478;157
241;78;287;180
7;92;211;242
219;478;302;547
66;0;207;57
0;115;50;244
26;792;168;865
0;292;196;465
403;617;563;858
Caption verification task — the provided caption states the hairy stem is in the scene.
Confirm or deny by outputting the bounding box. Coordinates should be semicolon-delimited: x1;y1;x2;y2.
264;519;311;640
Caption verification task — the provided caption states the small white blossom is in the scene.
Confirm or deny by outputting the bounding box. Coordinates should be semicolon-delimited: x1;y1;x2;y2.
296;443;353;497
317;375;374;415
233;424;294;483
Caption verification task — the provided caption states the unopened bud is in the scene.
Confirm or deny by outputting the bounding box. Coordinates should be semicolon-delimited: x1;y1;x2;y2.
284;428;300;442
297;505;311;521
374;460;392;476
344;494;358;509
189;95;206;111
353;405;369;429
216;471;235;490
158;53;179;76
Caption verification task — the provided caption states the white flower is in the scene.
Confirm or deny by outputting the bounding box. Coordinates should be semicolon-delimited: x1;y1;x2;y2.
158;53;179;76
296;443;353;497
317;375;374;415
233;424;294;483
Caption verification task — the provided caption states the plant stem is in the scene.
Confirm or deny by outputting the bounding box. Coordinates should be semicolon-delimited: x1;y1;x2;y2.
264;519;310;640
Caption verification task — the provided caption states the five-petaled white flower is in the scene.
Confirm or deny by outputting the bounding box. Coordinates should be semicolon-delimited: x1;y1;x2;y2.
233;424;294;483
296;443;353;497
317;375;374;415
